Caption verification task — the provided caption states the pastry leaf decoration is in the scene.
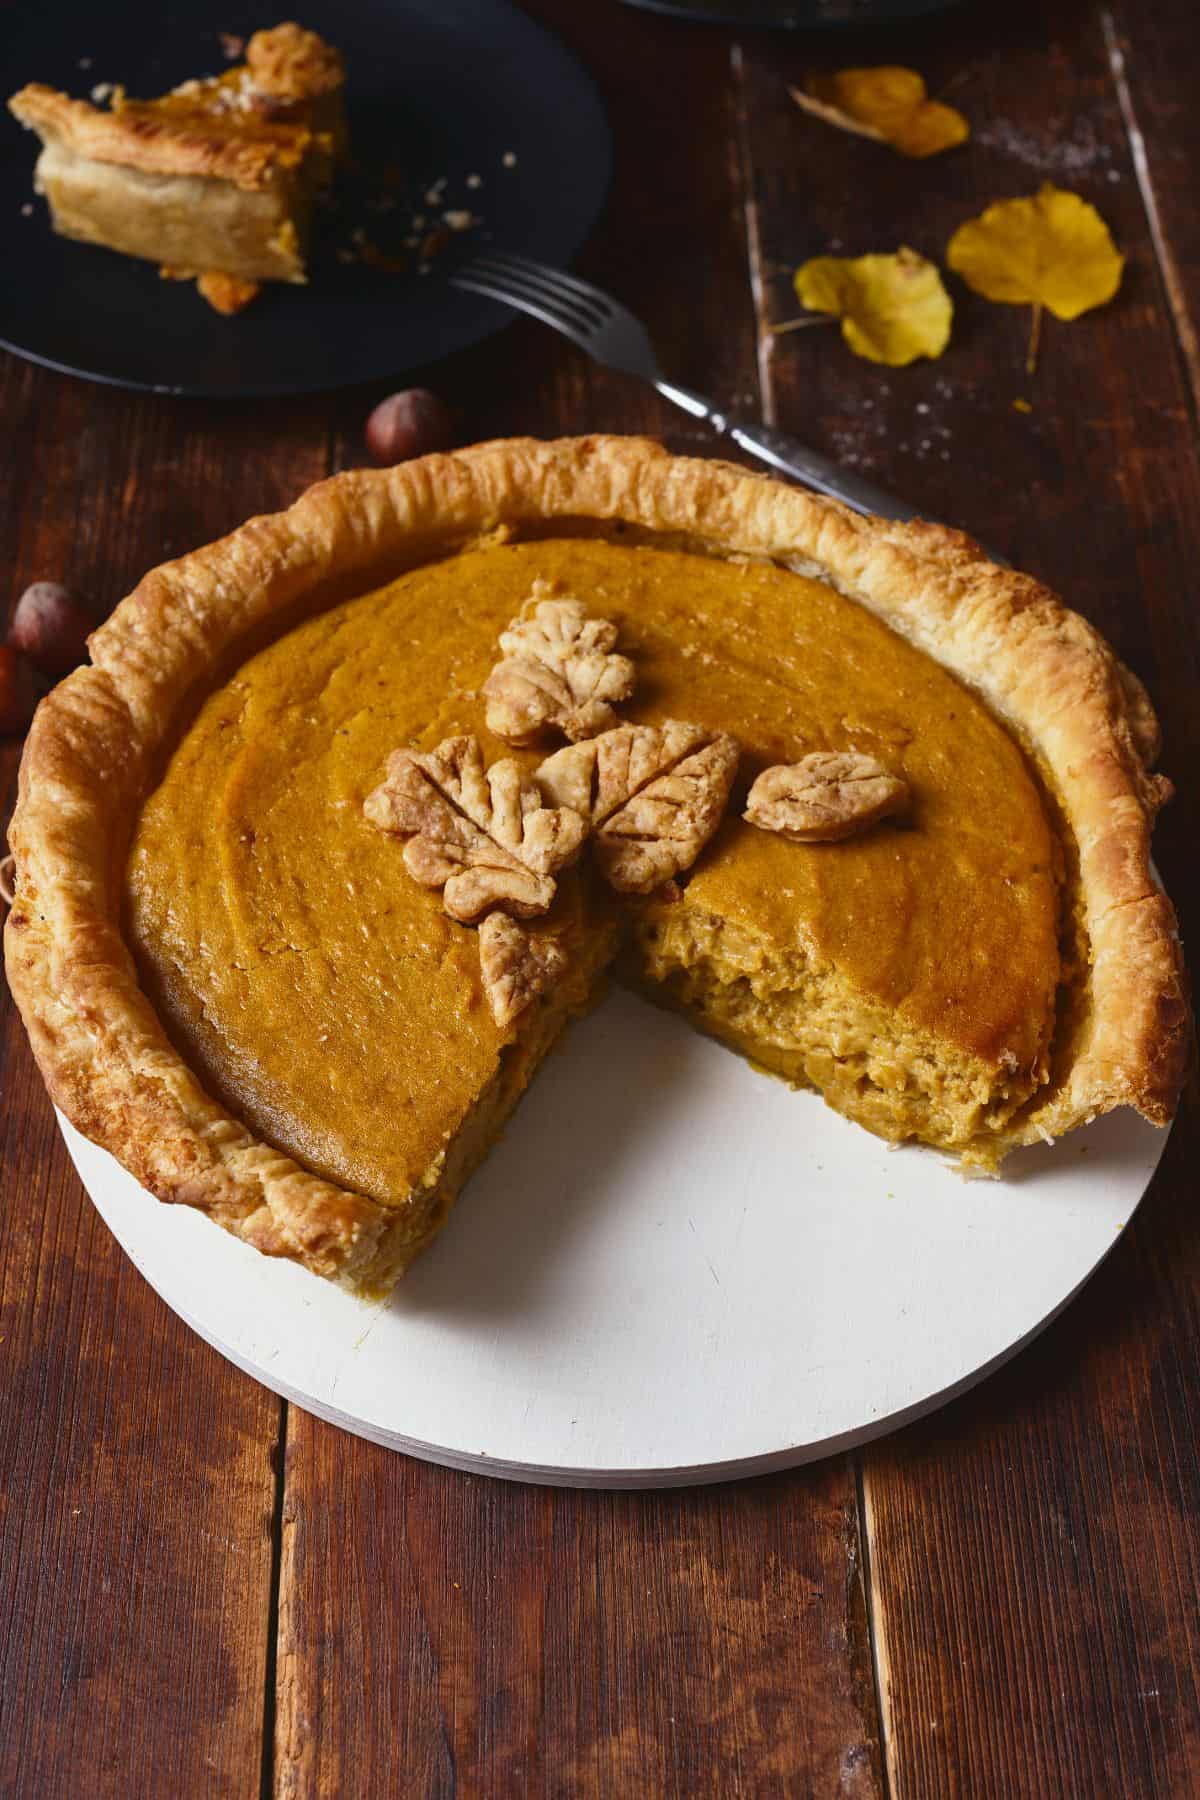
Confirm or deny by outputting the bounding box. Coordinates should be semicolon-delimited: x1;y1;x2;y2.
483;586;636;746
364;734;587;922
744;752;910;843
478;913;568;1027
537;721;739;895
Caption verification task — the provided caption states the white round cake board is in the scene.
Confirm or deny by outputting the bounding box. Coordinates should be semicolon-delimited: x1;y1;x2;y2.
59;989;1166;1488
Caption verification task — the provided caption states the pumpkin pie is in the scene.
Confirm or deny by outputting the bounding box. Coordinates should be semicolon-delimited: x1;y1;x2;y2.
8;23;346;315
4;439;1188;1294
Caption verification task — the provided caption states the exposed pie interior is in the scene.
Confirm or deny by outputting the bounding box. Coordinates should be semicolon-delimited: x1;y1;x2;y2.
5;439;1187;1296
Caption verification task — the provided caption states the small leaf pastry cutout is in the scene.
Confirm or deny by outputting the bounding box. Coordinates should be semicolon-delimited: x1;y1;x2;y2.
478;913;568;1027
744;752;909;842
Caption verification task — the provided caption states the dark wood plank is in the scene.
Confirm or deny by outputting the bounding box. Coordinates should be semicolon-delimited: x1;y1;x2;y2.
276;1445;880;1798
735;1;1200;1793
1103;2;1200;418
0;1022;282;1798
863;1123;1200;1800
0;354;330;1797
276;6;882;1795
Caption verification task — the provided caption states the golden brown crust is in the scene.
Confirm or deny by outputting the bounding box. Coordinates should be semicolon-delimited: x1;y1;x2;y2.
5;437;1188;1289
245;23;345;99
8;82;315;191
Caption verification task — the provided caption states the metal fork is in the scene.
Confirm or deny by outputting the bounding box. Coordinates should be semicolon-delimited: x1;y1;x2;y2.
449;250;922;523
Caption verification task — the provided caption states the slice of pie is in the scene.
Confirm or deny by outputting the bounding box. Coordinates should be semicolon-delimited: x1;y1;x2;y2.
4;439;1188;1295
8;23;346;315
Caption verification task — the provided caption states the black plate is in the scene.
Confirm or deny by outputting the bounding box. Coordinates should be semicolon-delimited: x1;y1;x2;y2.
0;1;611;396
619;0;961;21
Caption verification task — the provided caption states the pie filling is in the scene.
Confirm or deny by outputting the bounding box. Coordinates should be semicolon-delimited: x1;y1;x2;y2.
126;534;1065;1259
629;904;1044;1163
358;918;620;1293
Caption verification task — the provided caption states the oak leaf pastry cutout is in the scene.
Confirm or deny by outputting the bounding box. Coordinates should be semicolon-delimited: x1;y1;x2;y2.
478;913;568;1028
538;720;739;895
364;734;587;922
483;585;636;745
744;751;910;843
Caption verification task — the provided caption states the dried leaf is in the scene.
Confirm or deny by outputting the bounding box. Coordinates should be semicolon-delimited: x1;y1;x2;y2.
364;734;587;922
791;67;968;159
946;184;1124;371
793;247;953;366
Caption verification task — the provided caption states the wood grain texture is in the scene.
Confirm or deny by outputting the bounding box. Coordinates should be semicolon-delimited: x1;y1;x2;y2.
864;1120;1200;1799
278;7;881;1797
733;2;1199;1794
0;1048;280;1798
275;1438;880;1798
1103;2;1200;419
0;358;328;1798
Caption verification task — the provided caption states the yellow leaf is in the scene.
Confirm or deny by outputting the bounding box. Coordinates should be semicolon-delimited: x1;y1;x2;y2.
946;185;1124;370
790;67;969;159
793;247;953;366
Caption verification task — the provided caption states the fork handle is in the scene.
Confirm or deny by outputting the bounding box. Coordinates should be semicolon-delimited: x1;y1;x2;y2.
654;381;920;523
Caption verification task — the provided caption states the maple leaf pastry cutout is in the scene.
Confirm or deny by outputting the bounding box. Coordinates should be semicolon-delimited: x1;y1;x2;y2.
364;734;587;922
483;586;636;745
537;720;739;895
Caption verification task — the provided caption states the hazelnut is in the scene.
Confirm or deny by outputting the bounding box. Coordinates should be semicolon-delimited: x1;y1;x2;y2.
0;647;37;736
365;389;455;465
9;581;96;677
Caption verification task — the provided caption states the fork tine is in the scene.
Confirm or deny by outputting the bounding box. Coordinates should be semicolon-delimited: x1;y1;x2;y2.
468;251;617;319
450;251;660;381
453;261;604;337
452;266;597;336
466;255;610;329
447;272;597;354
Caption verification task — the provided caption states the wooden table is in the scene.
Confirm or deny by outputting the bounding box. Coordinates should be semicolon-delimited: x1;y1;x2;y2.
3;1;1197;1792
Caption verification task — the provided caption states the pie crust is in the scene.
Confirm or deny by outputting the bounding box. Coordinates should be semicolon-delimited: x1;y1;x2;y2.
4;437;1189;1289
9;80;322;191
